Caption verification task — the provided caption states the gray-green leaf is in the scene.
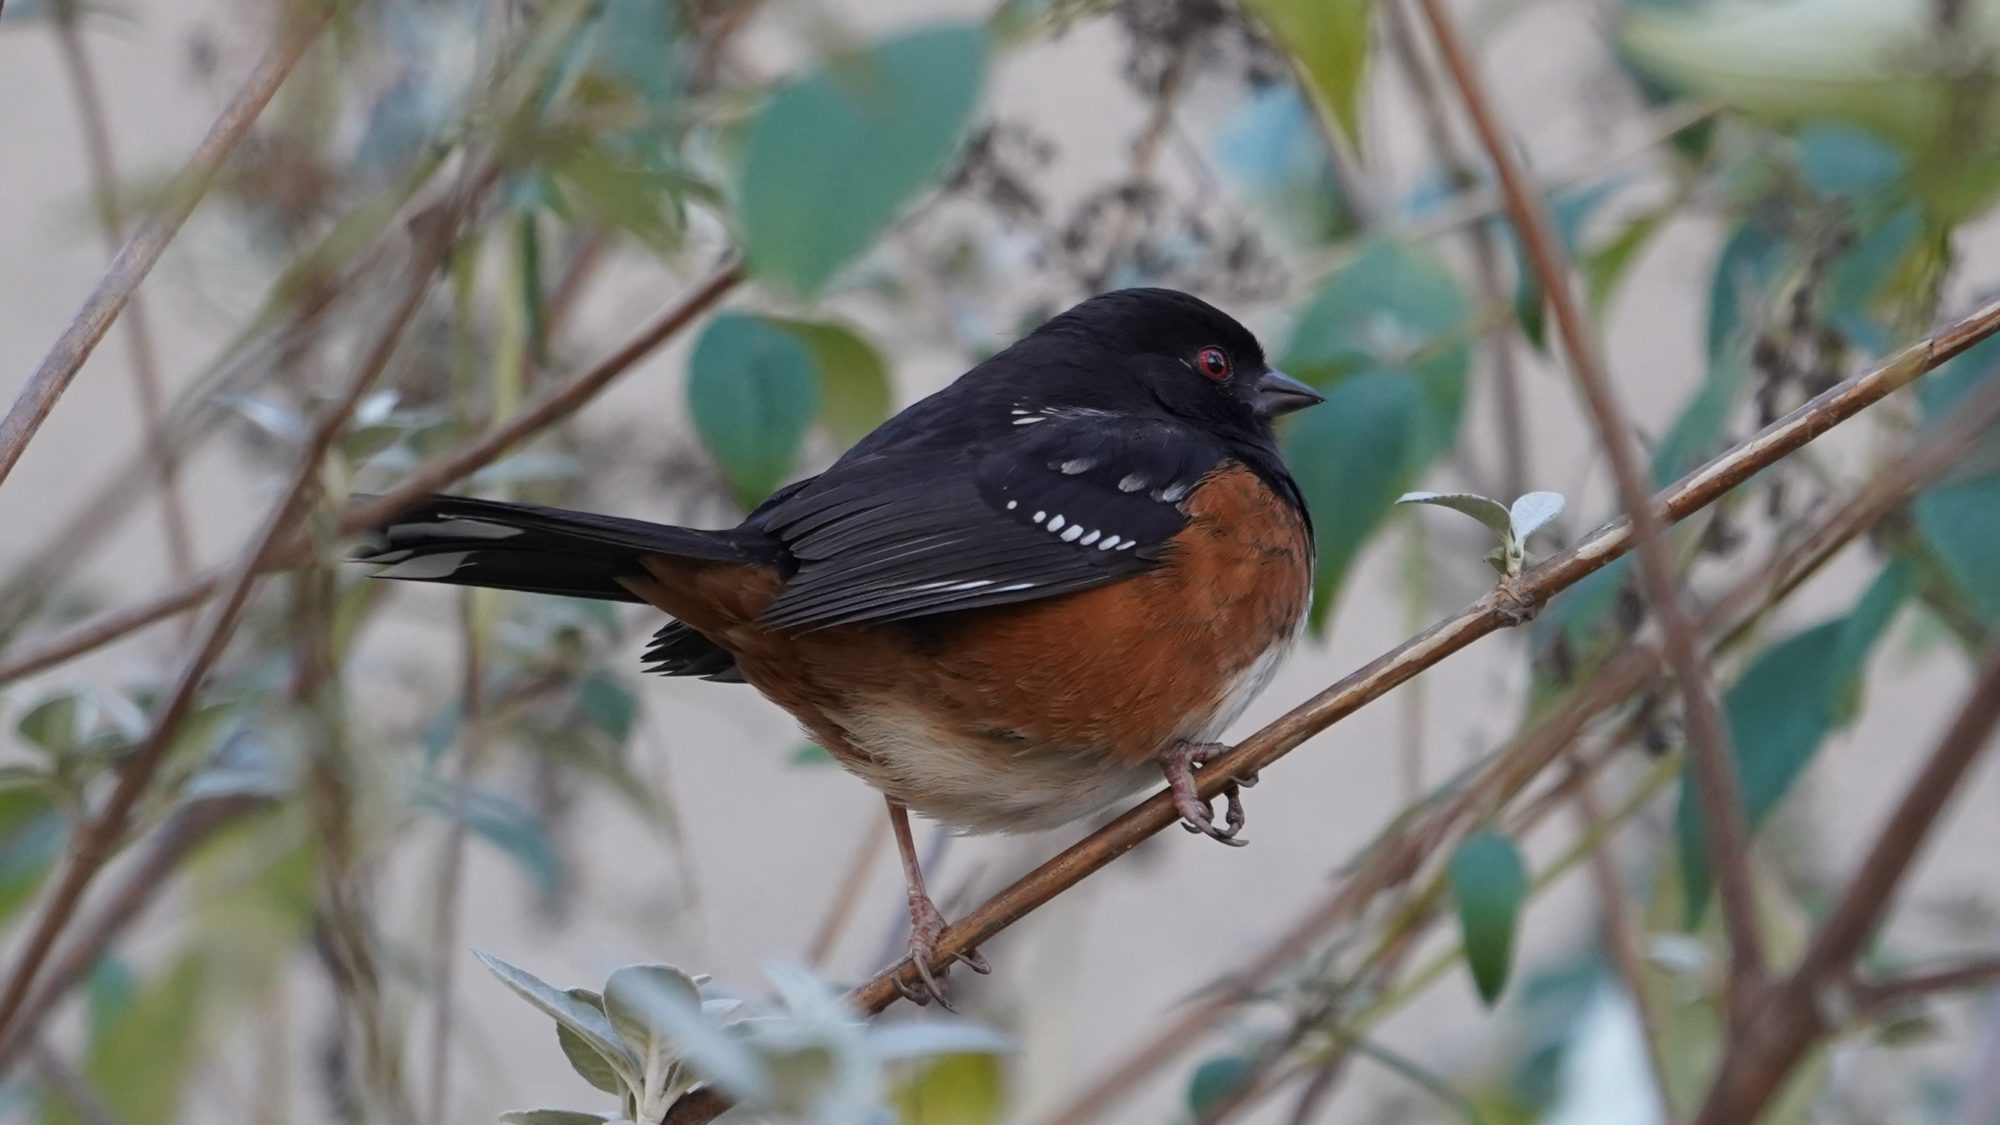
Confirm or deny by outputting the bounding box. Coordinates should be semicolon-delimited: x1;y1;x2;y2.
603;964;702;1111
476;950;642;1092
1396;491;1513;540
1449;830;1527;1006
1508;491;1565;543
557;989;625;1096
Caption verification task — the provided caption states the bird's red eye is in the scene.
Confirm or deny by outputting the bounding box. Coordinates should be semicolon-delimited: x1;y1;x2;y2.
1196;346;1231;381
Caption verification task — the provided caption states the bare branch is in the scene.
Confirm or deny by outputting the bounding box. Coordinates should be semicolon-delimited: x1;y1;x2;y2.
0;9;329;488
1407;0;1767;1012
1855;958;2000;1012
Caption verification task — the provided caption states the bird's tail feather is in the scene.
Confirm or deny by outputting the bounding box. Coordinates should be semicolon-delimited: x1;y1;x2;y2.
353;494;774;603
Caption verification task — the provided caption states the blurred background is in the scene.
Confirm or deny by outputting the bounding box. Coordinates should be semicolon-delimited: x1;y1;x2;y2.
2;0;1999;1121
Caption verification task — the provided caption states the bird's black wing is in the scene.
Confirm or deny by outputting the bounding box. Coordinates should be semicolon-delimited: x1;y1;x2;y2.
753;412;1226;630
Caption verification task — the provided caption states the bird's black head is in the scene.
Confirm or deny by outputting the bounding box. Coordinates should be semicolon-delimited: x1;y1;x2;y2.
1019;288;1323;442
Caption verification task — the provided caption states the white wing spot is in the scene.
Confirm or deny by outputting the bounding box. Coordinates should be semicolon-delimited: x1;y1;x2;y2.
1013;416;1044;426
1117;540;1135;550
1061;525;1085;542
1006;500;1018;510
1097;536;1122;551
1153;482;1190;503
1047;514;1066;532
1118;473;1148;492
1033;510;1047;524
376;553;471;580
1079;530;1101;546
1059;457;1097;475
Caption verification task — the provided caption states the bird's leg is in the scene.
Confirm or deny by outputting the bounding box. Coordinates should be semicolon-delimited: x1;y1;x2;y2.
1161;740;1251;846
886;798;989;1009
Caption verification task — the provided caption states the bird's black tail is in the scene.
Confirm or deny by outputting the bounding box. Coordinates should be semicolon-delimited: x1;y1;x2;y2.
353;494;776;603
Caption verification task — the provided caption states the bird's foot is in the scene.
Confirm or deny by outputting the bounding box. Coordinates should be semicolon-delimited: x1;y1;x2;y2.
1162;740;1251;846
895;891;990;1010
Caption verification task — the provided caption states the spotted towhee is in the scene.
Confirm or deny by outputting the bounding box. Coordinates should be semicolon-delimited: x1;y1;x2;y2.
359;288;1322;1003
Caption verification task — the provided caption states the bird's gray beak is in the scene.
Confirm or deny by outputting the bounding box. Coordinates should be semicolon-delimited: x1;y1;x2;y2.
1253;368;1325;418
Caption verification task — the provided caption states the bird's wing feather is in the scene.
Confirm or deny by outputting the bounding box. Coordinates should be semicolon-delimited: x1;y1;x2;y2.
754;413;1226;630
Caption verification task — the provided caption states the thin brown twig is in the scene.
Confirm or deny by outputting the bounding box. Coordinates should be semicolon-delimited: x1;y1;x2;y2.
53;0;197;586
0;9;329;488
1407;0;1767;1019
665;290;2000;1125
1854;958;2000;1013
0;256;744;685
1692;639;2000;1124
0;191;469;1052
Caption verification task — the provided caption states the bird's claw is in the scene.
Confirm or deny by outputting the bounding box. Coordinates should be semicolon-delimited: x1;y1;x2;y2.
897;893;987;1010
1162;741;1251;846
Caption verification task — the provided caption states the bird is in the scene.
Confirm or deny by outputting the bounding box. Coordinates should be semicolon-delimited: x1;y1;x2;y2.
355;287;1323;1005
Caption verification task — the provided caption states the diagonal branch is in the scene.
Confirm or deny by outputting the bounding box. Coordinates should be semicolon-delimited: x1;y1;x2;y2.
0;8;329;488
660;286;2000;1124
1406;0;1767;1015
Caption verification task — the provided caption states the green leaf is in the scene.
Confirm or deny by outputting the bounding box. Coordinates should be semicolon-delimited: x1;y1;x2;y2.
888;1052;1005;1125
1243;0;1374;149
1284;371;1424;626
1797;123;1908;199
1450;830;1528;1005
552;145;678;253
1620;0;2000;218
476;950;643;1092
1652;209;1792;487
1508;181;1619;352
500;1112;621;1125
1186;1053;1258;1121
1677;563;1911;918
577;671;639;746
738;26;989;297
54;955;206;1125
1586;207;1666;313
557;989;626;1096
789;743;835;767
687;313;822;509
1914;476;2000;628
1284;238;1473;459
16;692;83;753
590;0;680;113
0;787;62;928
421;783;565;899
772;319;895;446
